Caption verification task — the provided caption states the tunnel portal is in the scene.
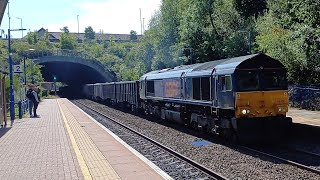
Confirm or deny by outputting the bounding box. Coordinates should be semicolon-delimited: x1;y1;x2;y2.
40;61;109;98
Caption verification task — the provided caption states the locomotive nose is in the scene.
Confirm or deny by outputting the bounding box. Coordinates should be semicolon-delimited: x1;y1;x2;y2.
235;91;289;118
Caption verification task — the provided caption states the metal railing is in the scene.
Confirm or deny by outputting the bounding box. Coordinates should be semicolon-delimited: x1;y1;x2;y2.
25;49;98;62
6;99;30;120
18;99;29;119
289;85;320;110
24;49;113;76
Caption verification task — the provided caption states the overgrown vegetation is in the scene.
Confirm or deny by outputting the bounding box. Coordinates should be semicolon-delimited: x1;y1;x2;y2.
3;0;319;89
56;0;320;85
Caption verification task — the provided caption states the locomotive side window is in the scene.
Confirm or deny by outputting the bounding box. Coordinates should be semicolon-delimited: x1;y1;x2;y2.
192;77;210;101
221;75;232;91
185;78;192;99
201;77;210;100
192;78;201;100
146;80;155;96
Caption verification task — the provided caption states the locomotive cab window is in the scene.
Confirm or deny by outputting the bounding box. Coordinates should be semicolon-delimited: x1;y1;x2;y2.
220;75;232;91
263;70;287;90
146;80;155;96
236;70;259;91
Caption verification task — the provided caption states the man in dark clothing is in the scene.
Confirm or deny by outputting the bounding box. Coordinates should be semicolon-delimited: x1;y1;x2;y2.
32;87;40;118
26;85;40;118
26;84;34;117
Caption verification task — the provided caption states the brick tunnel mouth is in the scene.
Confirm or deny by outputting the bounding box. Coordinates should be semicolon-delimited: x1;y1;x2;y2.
40;61;109;98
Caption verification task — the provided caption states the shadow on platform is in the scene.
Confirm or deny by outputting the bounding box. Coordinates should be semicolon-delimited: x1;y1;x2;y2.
0;126;11;138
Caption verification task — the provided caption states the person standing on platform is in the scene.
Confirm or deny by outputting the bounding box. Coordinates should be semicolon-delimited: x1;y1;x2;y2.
26;84;40;118
26;84;34;117
32;87;40;118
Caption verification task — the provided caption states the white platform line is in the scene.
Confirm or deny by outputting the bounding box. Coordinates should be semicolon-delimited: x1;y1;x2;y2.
69;99;173;180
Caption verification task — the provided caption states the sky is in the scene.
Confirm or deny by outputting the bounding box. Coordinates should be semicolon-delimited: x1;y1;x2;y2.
1;0;161;38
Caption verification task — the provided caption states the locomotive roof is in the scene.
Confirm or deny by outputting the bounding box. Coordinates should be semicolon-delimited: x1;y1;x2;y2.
141;53;284;80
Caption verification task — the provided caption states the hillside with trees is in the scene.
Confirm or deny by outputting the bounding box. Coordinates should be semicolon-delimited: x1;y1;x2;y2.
5;0;320;87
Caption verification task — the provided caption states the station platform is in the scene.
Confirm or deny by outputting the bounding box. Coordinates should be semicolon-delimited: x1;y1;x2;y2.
0;98;171;180
288;108;320;127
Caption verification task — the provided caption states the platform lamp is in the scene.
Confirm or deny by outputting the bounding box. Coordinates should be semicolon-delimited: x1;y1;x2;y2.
53;75;57;95
239;30;251;54
8;28;26;120
23;49;35;97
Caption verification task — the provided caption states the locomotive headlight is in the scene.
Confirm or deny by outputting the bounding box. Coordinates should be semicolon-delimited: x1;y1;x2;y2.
241;109;250;115
278;107;286;112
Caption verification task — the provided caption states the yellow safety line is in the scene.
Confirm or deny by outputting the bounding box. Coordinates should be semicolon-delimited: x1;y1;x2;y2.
57;99;93;180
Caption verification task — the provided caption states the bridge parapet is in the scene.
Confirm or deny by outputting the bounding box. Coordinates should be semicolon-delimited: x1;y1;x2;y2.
24;49;116;82
24;49;97;61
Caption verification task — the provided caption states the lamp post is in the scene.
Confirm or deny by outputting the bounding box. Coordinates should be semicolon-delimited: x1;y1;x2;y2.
8;29;14;120
23;49;35;95
77;15;79;40
16;17;23;38
8;28;26;121
239;30;251;54
183;48;193;64
26;49;36;84
53;76;57;95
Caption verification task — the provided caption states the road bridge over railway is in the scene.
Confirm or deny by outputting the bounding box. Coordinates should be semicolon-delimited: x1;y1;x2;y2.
25;49;116;85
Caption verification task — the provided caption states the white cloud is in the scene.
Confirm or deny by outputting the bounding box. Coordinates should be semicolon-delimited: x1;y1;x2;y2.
45;0;161;34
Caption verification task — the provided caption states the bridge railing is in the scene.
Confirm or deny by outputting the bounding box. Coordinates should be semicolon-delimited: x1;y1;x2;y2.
24;49;116;81
24;49;96;61
289;85;320;110
24;49;109;69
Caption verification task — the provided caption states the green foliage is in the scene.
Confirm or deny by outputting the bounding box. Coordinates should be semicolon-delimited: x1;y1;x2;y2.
27;31;39;45
97;30;105;43
60;26;70;33
84;26;95;41
255;0;320;85
130;30;138;41
234;0;267;18
2;0;319;89
60;31;77;50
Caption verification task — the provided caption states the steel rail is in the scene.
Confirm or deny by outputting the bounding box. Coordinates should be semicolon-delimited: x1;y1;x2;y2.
287;147;320;160
74;100;228;180
240;145;320;175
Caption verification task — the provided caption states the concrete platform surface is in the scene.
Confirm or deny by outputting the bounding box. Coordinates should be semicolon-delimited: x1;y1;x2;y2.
0;98;171;180
288;108;320;127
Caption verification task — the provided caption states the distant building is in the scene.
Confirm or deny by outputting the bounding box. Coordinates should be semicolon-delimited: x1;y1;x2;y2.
36;28;142;43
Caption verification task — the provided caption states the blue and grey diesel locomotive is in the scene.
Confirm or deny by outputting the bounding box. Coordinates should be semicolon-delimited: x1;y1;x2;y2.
83;53;292;141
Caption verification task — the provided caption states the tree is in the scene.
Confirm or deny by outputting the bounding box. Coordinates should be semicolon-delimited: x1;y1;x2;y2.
60;26;70;34
130;30;138;41
60;32;77;50
27;31;39;45
97;29;105;43
255;0;320;85
84;26;95;41
234;0;267;18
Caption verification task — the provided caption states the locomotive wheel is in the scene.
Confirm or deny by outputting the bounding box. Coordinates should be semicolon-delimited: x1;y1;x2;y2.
191;121;198;130
222;129;238;143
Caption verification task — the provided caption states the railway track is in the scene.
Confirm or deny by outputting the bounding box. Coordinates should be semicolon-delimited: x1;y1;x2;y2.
240;145;320;175
290;147;320;159
73;100;227;180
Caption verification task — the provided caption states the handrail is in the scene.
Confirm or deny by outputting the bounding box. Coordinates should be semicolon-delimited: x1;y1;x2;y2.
24;49;98;61
23;49;114;77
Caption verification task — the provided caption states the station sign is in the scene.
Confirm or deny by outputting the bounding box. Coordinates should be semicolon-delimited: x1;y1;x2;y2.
14;65;23;74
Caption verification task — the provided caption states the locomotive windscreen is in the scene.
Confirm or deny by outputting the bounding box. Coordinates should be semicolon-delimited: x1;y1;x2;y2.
236;70;259;91
236;69;287;91
262;70;287;90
